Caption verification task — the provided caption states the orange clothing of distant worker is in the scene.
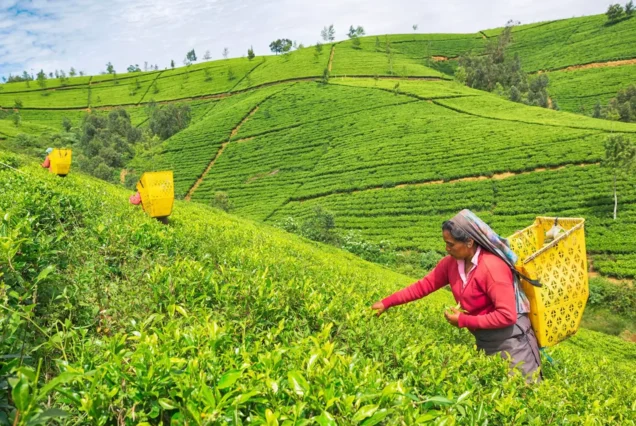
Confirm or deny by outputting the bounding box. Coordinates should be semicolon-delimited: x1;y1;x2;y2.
129;191;142;205
41;156;50;168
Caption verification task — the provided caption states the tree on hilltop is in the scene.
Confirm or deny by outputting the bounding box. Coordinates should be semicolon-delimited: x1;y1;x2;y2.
247;46;255;60
347;25;365;38
223;47;229;59
269;39;292;55
69;67;76;77
204;50;211;61
626;0;634;15
606;4;624;22
186;49;197;63
127;64;141;73
413;24;418;31
106;62;115;74
321;24;335;42
36;69;47;89
270;40;281;54
602;134;635;220
170;59;175;69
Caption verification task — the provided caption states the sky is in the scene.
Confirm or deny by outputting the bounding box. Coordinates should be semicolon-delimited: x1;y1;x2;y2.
0;0;608;79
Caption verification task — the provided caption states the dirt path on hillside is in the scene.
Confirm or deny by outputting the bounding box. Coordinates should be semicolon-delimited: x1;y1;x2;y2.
293;161;599;203
432;56;450;61
184;106;260;201
230;106;259;138
563;58;636;71
536;58;636;74
328;46;336;72
184;142;229;201
120;168;129;184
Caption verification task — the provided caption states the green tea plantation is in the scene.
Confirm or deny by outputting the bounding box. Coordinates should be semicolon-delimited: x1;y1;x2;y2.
1;153;635;425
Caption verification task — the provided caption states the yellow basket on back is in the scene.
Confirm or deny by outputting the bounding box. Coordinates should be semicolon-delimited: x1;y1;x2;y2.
49;149;72;175
136;171;174;218
507;217;588;348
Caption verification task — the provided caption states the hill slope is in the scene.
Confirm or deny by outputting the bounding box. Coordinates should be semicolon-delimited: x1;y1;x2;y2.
1;12;636;280
130;79;636;278
1;155;635;424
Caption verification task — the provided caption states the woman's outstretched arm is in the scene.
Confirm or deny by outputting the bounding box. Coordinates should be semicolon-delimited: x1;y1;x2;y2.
372;256;452;315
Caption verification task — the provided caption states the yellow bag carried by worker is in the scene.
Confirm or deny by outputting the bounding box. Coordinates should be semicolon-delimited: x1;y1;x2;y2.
508;217;588;348
136;171;174;218
49;149;72;176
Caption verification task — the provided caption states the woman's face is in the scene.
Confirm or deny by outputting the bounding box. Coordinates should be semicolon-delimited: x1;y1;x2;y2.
443;229;473;260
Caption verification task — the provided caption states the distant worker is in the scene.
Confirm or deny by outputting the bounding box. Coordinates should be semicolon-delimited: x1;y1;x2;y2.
371;209;542;382
41;147;53;169
129;190;142;205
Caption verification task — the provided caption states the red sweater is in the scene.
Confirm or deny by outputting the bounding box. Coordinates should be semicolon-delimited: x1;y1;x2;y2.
382;251;517;330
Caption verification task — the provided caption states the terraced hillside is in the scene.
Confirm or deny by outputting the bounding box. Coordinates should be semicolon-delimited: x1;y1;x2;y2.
1;13;636;280
1;154;635;424
127;78;636;277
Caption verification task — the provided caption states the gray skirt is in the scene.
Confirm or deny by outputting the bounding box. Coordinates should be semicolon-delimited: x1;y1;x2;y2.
471;314;542;382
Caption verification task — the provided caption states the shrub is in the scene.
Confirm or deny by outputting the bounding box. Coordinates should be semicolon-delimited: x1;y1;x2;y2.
210;191;233;212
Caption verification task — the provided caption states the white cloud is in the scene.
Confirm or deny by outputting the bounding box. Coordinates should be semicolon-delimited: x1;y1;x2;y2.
0;0;606;79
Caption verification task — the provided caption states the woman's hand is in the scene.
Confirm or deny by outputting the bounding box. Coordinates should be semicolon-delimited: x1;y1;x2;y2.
371;301;386;316
444;306;461;327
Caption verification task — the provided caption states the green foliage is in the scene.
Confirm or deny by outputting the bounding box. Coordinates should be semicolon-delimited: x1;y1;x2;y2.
458;22;553;108
607;3;625;22
57;120;71;137
210;191;233;212
1;156;636;424
248;46;256;60
72;109;142;181
588;277;636;317
603;134;636;219
186;48;197;63
321;24;335;42
347;25;365;38
593;84;636;122
321;68;330;84
227;67;236;81
146;101;192;140
269;39;292;55
11;113;20;127
36;70;46;89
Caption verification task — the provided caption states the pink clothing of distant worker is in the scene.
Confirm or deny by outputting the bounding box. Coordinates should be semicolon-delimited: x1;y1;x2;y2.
382;249;517;330
41;157;50;168
129;191;142;205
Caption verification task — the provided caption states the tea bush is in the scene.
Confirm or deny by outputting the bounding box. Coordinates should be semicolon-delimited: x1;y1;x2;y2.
1;156;635;424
